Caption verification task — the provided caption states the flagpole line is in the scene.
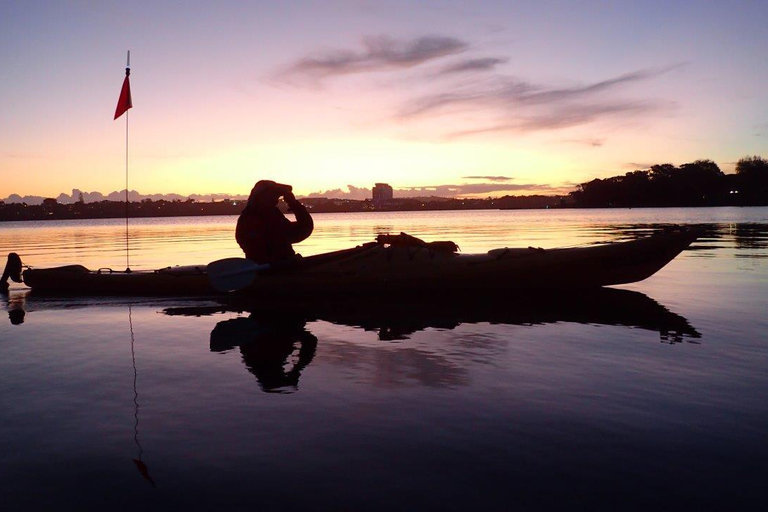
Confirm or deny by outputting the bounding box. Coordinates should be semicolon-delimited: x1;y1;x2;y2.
114;50;133;272
125;109;130;272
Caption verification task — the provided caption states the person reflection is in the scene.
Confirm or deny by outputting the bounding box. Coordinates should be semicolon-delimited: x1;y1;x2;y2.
4;290;26;325
8;307;25;325
210;313;317;393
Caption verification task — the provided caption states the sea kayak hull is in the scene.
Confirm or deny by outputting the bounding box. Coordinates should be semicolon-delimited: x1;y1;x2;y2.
20;229;699;296
22;264;213;296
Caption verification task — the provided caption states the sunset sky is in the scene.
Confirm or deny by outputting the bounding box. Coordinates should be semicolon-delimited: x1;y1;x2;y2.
2;1;767;201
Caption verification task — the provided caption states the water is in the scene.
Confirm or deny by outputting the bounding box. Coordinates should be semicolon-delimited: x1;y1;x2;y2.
1;208;767;510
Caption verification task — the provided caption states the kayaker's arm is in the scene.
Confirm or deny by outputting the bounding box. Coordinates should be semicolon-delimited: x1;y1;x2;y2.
284;193;314;244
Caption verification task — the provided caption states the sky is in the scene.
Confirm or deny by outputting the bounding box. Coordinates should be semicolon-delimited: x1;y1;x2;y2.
2;0;767;201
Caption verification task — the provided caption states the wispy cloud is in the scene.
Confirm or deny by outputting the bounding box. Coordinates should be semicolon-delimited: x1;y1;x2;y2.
304;182;573;199
400;65;681;136
279;35;467;85
278;34;682;138
448;101;656;137
516;67;678;105
438;57;507;75
1;189;249;205
398;183;573;197
461;175;513;182
624;162;655;170
561;138;605;147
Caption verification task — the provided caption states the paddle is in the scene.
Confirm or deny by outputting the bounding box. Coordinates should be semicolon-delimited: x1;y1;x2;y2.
207;258;270;292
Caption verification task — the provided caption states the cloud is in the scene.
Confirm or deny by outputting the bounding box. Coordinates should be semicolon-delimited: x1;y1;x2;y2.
397;183;571;197
450;101;655;137
516;67;679;105
399;64;682;136
280;35;467;84
401;75;660;119
304;185;372;200
302;181;572;199
1;189;249;205
438;58;507;75
461;175;513;182
624;162;655;170
276;36;682;138
561;138;605;147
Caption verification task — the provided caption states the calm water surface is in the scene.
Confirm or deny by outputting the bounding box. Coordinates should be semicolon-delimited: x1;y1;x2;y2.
1;208;767;510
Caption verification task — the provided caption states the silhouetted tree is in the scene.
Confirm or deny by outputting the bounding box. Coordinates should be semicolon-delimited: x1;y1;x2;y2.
569;157;763;207
735;156;768;204
736;155;768;177
677;159;725;204
648;163;686;205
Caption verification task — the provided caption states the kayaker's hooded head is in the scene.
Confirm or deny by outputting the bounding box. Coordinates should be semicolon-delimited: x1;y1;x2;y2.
244;180;292;212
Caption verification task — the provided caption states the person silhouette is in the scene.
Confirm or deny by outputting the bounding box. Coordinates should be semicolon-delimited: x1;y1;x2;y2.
235;180;313;266
1;253;23;294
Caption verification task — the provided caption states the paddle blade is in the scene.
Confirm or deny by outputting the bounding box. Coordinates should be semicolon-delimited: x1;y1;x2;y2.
207;258;268;292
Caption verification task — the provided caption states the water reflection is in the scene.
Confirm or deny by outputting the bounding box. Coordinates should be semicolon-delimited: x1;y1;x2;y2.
210;314;318;393
731;223;768;256
2;287;701;394
669;222;768;258
166;288;699;342
128;306;156;487
4;292;26;325
157;288;701;391
576;222;768;258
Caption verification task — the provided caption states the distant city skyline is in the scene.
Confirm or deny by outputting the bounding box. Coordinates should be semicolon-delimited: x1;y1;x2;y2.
2;1;767;199
0;178;568;205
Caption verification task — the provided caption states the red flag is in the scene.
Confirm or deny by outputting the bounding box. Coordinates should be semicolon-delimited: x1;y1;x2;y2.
114;70;132;120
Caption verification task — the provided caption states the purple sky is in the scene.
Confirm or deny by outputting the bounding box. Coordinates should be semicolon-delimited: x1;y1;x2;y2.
2;1;766;200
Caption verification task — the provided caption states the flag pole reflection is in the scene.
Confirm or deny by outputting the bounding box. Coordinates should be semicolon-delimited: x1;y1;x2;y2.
129;305;156;487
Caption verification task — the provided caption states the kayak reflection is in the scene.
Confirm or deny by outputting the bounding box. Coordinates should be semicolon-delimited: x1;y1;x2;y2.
161;288;701;392
5;288;702;345
6;288;701;394
210;313;317;394
309;288;701;343
165;287;701;344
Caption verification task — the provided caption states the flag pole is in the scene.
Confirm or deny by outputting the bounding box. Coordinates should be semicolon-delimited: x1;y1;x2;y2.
124;51;131;273
114;49;133;272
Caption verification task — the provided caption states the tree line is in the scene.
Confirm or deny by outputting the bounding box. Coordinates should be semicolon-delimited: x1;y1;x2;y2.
0;195;563;221
0;198;244;221
569;156;768;207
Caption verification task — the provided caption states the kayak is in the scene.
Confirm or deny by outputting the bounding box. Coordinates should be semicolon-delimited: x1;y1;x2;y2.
15;228;698;296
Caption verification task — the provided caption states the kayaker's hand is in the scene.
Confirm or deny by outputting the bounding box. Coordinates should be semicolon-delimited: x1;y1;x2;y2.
283;192;301;210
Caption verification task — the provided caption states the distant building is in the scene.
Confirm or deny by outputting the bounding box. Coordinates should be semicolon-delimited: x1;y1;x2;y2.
372;183;393;208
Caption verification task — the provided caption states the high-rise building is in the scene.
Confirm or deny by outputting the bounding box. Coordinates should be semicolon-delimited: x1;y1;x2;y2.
372;183;393;208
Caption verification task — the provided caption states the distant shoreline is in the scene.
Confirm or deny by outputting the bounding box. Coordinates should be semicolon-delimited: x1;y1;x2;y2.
0;195;565;222
2;197;766;223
